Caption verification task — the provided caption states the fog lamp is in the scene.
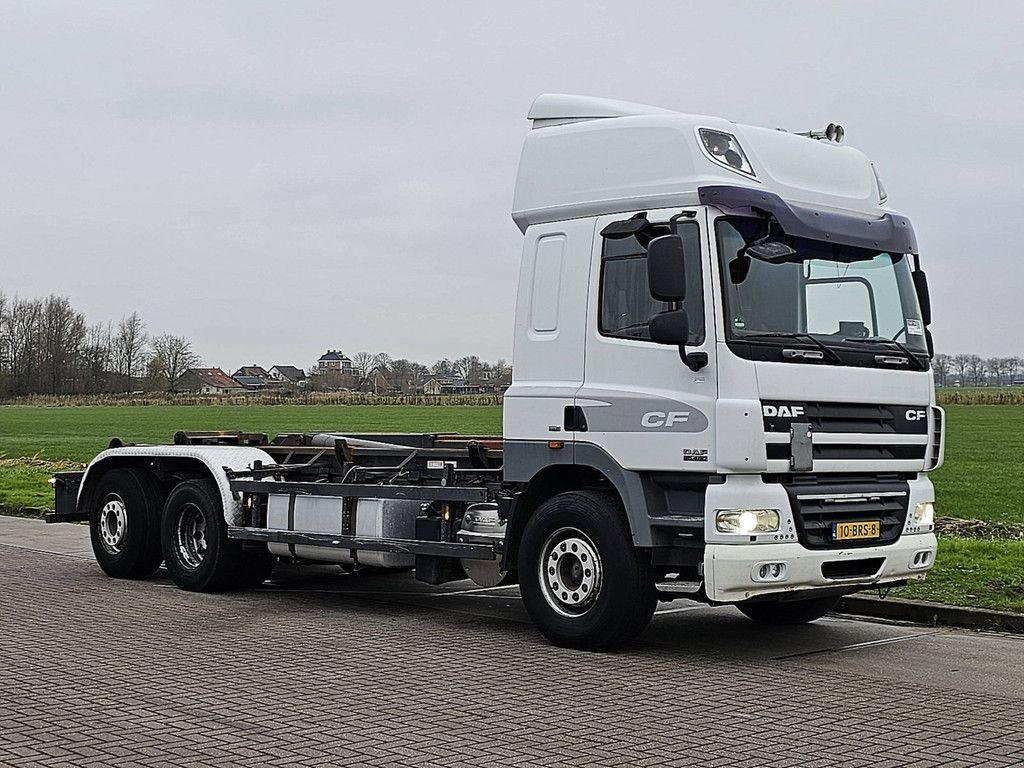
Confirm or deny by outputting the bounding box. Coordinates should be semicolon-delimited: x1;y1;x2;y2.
912;502;935;527
716;508;781;534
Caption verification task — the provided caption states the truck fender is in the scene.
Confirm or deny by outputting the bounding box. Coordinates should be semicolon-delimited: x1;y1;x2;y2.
501;441;656;571
77;445;277;525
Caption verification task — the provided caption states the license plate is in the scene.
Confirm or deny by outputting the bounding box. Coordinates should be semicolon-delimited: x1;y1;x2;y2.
832;520;880;541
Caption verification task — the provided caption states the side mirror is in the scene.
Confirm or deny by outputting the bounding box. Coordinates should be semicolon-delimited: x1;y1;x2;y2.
913;270;931;326
649;309;689;346
647;235;687;301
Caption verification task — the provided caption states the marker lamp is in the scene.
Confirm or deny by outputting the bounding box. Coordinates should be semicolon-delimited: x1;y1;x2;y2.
699;128;755;177
716;508;780;534
912;502;935;527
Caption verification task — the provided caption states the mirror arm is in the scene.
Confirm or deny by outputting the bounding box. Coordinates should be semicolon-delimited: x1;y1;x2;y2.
679;348;708;372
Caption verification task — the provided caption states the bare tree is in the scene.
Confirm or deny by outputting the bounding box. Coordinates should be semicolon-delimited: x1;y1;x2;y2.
967;355;986;386
388;358;414;393
113;313;147;390
430;358;454;377
39;295;86;394
951;353;971;385
352;351;373;379
82;322;114;393
151;334;200;393
984;357;1005;387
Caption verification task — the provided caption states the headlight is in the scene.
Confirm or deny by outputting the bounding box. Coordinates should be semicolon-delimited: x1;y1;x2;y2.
716;508;780;534
699;128;756;177
912;502;935;527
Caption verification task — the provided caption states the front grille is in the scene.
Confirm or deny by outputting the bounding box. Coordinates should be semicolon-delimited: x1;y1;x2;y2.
762;401;929;435
766;444;927;462
779;475;910;550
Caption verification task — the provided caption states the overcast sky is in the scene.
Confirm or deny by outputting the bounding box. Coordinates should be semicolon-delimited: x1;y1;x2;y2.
2;1;1022;372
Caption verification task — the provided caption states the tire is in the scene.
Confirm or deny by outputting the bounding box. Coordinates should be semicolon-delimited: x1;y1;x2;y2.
518;490;656;650
89;468;164;579
161;479;250;592
737;595;840;625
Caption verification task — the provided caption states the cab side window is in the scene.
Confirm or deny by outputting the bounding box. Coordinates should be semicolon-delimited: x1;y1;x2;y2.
599;221;704;344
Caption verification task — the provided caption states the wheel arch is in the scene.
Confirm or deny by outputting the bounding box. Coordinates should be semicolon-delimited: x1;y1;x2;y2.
501;441;656;570
502;459;649;570
78;446;276;524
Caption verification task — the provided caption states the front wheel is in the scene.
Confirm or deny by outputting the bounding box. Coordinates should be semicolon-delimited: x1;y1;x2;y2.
518;490;656;650
737;595;840;625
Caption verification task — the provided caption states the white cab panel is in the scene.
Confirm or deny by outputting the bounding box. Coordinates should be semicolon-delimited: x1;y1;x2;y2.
504;218;594;443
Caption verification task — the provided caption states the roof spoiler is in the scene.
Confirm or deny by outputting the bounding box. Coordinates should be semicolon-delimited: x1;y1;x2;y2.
528;93;674;129
698;185;917;254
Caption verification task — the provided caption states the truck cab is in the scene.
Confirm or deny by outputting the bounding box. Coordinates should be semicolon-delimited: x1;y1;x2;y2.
504;93;939;613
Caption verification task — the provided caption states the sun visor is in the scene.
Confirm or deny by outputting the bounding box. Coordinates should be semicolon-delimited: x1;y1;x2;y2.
699;185;917;254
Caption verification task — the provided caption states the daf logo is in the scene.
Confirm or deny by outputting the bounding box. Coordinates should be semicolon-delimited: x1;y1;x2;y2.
762;404;805;418
641;411;690;428
906;409;928;421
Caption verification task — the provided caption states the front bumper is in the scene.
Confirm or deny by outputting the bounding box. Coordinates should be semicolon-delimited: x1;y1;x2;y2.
704;533;937;603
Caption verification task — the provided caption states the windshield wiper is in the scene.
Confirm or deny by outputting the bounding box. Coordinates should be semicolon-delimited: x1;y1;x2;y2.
741;332;843;364
840;336;928;371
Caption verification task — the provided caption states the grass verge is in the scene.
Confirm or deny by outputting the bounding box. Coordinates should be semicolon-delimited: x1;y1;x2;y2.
897;537;1024;613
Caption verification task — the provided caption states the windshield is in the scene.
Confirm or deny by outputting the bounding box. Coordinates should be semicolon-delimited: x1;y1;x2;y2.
716;218;927;355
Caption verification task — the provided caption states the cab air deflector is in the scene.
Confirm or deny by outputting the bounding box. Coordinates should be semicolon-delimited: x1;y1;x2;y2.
698;185;918;255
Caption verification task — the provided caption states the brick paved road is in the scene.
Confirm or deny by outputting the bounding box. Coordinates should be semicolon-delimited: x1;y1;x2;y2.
2;519;1023;767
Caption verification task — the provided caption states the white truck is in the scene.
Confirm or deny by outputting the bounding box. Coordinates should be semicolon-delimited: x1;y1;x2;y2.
48;94;942;650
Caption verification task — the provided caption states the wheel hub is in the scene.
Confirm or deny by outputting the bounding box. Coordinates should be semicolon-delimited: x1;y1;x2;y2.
98;495;128;554
539;527;603;617
175;503;209;571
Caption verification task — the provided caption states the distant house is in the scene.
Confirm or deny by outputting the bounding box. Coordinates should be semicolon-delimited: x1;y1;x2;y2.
358;365;393;394
233;374;266;391
317;350;353;375
421;377;498;396
182;368;245;395
232;365;270;381
269;365;307;386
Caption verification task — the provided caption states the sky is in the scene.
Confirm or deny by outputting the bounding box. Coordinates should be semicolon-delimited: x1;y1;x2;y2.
1;0;1022;372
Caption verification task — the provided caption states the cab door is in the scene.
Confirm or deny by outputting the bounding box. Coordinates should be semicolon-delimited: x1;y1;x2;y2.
575;207;718;473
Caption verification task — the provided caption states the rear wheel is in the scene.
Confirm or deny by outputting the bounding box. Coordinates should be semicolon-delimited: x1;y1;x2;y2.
161;479;255;592
737;595;840;625
518;490;656;650
89;468;164;579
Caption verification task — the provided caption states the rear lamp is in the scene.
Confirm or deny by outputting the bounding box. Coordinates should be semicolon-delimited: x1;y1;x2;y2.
716;508;780;534
699;129;755;177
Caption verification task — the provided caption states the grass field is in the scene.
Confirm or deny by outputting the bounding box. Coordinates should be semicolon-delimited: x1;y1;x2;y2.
1;402;1021;612
0;404;502;509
